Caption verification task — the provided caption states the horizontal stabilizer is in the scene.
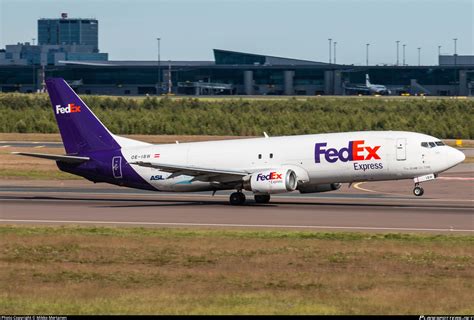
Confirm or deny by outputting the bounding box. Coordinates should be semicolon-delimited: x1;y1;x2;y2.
12;152;90;164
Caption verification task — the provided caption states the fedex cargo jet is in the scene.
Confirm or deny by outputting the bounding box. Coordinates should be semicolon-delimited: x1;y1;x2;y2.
14;79;465;205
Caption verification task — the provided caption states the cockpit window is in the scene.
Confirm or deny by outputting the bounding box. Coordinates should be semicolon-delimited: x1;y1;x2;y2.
421;142;428;148
429;142;436;148
435;141;445;146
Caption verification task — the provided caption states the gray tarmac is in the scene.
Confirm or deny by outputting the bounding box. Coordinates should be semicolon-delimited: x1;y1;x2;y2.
1;163;472;233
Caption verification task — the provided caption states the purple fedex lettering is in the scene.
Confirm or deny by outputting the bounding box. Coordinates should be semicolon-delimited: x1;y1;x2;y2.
314;143;327;163
315;140;381;163
315;142;353;163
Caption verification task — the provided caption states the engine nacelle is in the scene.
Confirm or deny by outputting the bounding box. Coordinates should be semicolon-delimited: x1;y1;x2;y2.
298;183;341;194
243;168;297;194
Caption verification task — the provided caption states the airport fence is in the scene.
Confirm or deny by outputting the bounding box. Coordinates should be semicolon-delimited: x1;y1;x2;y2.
0;94;473;138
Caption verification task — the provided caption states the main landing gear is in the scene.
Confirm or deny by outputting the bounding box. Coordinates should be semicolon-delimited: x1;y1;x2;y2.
229;191;246;205
413;183;424;197
229;192;272;205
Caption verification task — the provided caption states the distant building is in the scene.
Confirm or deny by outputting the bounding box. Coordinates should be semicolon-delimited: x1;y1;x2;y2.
439;55;474;66
1;49;473;96
0;13;107;68
1;15;473;96
38;13;99;51
0;42;107;66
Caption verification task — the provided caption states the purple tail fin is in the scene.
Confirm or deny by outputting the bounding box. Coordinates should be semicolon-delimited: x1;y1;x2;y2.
46;78;120;155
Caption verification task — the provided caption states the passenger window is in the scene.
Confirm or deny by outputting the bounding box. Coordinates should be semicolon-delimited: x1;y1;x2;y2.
270;153;273;159
421;142;428;148
258;154;262;159
435;141;445;146
429;142;436;148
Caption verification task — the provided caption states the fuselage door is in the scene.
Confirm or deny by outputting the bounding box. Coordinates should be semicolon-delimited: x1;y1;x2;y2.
396;138;406;161
112;156;122;178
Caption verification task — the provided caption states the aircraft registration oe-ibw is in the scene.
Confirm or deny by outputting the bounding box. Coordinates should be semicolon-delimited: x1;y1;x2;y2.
14;78;465;205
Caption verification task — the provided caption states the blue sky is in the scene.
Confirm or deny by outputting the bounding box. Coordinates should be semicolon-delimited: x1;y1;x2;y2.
0;0;472;65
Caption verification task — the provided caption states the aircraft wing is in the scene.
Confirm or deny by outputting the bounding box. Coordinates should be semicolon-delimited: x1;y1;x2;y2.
12;152;90;164
130;161;249;181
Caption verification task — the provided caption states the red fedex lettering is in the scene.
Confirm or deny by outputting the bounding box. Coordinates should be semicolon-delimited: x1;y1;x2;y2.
352;140;365;161
55;103;81;114
69;103;81;113
365;146;381;160
270;172;282;179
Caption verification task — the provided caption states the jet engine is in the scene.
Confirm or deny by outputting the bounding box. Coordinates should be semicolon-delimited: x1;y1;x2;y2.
243;168;297;194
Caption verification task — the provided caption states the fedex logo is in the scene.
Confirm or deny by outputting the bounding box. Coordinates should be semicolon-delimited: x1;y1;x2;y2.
256;172;283;181
55;103;81;114
315;140;381;163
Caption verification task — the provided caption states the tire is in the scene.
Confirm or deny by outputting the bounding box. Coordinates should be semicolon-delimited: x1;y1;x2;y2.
230;192;246;205
413;186;424;197
254;194;271;204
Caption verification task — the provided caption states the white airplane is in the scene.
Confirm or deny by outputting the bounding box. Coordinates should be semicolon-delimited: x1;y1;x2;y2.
14;79;465;205
344;74;393;95
365;74;391;95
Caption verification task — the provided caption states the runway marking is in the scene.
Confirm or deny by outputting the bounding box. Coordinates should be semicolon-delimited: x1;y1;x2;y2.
354;181;474;200
353;182;409;197
0;190;473;202
353;182;377;193
1;145;10;148
438;177;474;181
33;145;44;149
0;219;472;233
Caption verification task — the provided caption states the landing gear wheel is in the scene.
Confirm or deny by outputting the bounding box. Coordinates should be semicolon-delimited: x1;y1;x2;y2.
254;194;271;204
413;186;424;197
229;192;246;205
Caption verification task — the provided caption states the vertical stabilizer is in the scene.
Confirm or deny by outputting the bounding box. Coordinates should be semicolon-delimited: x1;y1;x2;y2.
365;74;371;87
46;78;120;155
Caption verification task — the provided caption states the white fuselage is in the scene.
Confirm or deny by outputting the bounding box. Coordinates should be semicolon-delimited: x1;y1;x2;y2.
120;131;464;192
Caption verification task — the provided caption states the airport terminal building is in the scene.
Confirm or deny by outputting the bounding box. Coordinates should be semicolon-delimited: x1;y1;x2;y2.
1;16;473;96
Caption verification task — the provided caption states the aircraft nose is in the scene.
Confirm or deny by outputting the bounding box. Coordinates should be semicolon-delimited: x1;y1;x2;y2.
448;147;466;166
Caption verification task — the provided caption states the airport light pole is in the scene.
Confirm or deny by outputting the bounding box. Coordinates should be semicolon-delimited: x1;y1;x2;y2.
366;43;370;66
418;47;421;66
328;38;332;64
157;37;161;95
403;44;406;66
333;41;337;64
438;45;442;64
396;40;400;66
168;60;172;94
453;38;457;65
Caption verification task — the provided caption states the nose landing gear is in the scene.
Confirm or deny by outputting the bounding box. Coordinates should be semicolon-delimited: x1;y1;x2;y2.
413;184;424;196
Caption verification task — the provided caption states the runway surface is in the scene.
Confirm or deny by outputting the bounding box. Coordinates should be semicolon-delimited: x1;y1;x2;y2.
1;164;473;233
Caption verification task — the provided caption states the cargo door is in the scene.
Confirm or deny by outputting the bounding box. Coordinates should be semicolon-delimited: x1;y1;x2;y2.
396;138;406;161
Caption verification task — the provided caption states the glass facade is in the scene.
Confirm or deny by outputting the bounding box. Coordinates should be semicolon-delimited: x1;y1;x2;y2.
38;19;99;51
0;64;471;96
343;68;460;86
